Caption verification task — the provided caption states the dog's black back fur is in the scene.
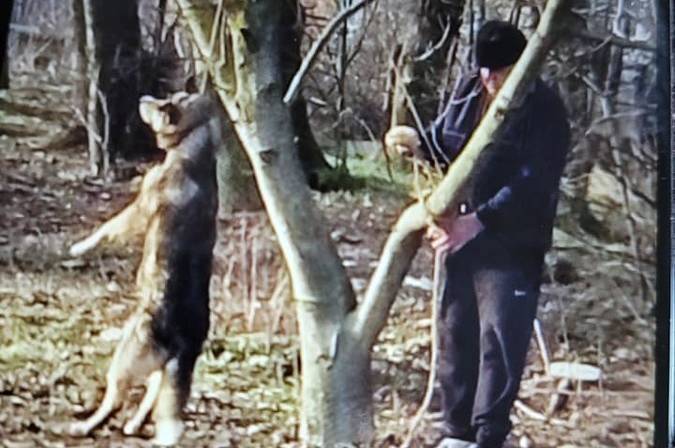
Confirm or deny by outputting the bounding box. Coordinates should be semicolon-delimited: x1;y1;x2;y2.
150;98;219;406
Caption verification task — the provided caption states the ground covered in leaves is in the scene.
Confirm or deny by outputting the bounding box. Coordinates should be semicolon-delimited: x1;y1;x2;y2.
0;86;656;447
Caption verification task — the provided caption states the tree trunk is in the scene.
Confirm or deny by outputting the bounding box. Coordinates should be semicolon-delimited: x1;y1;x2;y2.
82;0;105;175
215;116;262;214
281;0;330;187
236;3;366;441
72;0;87;117
90;0;146;162
0;0;12;89
291;97;330;188
177;0;569;444
80;0;145;175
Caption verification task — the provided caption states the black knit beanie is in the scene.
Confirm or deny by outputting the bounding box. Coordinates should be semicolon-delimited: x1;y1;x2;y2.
475;20;527;69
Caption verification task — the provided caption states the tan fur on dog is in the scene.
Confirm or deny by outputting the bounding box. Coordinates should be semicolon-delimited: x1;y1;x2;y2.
68;93;220;446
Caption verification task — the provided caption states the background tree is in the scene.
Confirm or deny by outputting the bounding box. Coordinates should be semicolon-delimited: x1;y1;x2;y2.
0;0;13;89
280;0;331;188
83;0;146;175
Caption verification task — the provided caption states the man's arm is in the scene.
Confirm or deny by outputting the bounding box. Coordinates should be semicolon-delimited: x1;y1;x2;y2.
474;95;570;230
385;72;481;165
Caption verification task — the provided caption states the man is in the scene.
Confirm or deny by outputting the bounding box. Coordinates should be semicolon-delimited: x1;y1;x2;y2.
385;21;570;448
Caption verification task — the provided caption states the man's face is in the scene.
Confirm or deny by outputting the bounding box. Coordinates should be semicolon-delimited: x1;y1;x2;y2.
479;65;513;97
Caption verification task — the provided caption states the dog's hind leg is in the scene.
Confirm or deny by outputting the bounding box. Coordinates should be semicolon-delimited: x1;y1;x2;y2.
69;345;131;437
151;359;184;446
123;369;163;436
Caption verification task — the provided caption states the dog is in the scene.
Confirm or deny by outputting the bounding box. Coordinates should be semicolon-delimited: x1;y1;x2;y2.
68;92;220;446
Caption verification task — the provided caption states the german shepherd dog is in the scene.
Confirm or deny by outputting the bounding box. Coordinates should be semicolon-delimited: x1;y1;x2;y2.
68;93;220;445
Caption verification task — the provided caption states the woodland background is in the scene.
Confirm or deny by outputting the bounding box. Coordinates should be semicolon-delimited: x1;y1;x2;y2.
0;0;660;446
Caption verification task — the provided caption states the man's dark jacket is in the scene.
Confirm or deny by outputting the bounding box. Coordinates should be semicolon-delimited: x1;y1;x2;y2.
421;72;570;260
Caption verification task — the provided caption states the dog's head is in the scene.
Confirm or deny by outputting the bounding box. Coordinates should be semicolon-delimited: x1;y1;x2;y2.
139;93;214;150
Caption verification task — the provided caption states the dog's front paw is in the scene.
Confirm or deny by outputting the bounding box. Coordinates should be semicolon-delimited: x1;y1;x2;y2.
152;419;184;446
69;421;93;437
123;420;140;436
69;238;95;257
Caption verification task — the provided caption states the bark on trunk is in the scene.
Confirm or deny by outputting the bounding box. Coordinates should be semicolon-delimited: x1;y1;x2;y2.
0;0;12;89
72;0;87;120
215;117;262;213
279;1;330;187
296;314;374;444
292;95;330;189
91;0;145;161
82;0;104;175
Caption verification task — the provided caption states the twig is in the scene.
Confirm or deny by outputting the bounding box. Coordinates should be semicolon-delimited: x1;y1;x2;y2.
413;18;454;62
70;105;103;146
283;0;375;105
247;235;259;331
572;29;656;52
513;399;571;427
345;0;380;68
240;216;249;325
533;318;551;375
96;91;109;152
270;269;290;335
401;249;446;448
514;399;546;421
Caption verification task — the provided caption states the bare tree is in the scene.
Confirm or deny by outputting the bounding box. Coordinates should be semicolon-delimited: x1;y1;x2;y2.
282;0;330;187
177;0;568;444
80;0;105;175
77;0;146;176
71;0;87;113
0;0;13;89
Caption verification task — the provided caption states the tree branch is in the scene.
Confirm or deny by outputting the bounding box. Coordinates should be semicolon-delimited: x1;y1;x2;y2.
412;16;454;63
351;0;570;347
573;29;656;52
283;0;375;105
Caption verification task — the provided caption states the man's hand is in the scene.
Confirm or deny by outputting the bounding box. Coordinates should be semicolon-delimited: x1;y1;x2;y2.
384;125;423;158
426;212;484;254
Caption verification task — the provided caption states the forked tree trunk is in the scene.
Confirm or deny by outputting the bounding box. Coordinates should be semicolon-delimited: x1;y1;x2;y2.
177;0;569;444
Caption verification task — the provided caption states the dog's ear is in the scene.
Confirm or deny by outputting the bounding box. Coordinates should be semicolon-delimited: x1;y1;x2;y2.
159;103;183;127
139;96;182;133
139;96;159;126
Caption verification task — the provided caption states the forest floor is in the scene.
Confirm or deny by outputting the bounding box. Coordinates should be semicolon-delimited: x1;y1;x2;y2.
0;86;656;447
